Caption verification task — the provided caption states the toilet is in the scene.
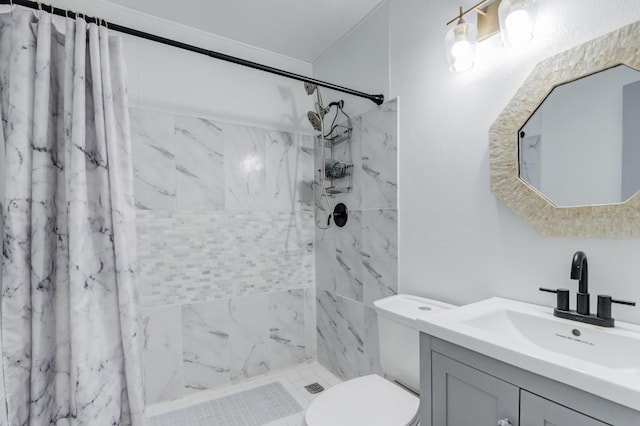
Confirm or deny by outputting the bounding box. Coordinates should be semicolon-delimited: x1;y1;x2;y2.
304;294;454;426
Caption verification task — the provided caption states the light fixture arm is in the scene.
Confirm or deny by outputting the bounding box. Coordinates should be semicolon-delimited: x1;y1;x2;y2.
446;0;492;26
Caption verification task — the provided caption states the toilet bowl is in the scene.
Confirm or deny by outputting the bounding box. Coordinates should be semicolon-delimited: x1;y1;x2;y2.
304;295;454;426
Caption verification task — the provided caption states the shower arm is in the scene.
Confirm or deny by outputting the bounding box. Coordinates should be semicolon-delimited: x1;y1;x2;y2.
0;0;385;106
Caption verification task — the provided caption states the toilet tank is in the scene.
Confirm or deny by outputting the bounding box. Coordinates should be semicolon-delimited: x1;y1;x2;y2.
373;295;454;392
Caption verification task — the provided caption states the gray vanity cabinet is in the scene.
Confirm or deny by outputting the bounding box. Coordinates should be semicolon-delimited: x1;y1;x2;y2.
520;391;610;426
432;352;519;426
420;334;640;426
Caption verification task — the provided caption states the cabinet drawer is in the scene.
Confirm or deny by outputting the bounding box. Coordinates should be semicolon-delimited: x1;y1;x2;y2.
520;391;611;426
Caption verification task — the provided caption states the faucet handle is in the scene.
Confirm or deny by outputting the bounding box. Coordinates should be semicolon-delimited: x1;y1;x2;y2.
539;287;570;311
597;295;637;320
612;298;637;306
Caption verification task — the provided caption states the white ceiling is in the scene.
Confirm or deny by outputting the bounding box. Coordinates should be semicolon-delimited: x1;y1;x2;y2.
105;0;386;63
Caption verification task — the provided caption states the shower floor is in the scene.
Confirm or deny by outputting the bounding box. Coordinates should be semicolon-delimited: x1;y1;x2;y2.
146;362;342;426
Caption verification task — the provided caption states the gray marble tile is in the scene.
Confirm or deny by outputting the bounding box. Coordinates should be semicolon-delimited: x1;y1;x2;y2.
224;123;266;210
130;108;176;210
175;115;225;210
229;294;271;381
360;100;398;209
269;290;306;370
304;288;317;361
143;306;184;404
364;306;383;376
362;209;398;308
332;210;363;303
182;300;230;393
316;290;366;381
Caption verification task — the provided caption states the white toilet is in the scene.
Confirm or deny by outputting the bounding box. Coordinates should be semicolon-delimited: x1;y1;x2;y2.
304;294;454;426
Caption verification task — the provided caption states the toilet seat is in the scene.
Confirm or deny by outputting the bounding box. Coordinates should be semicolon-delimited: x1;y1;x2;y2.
304;374;419;426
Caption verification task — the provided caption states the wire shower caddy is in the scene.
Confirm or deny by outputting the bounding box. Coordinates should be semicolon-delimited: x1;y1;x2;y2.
321;122;353;195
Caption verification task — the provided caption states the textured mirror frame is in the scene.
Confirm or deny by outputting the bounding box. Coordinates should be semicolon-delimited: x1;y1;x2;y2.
489;21;640;238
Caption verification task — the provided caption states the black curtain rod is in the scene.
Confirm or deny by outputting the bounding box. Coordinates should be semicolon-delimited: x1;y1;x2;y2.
0;0;385;105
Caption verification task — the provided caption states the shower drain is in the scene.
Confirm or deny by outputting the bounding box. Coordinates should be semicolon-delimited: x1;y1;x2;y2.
304;383;325;394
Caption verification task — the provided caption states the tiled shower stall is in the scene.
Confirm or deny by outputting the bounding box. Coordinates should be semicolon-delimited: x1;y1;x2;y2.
134;99;398;405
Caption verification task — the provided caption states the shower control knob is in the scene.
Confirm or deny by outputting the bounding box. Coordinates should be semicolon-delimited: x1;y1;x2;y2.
498;419;512;426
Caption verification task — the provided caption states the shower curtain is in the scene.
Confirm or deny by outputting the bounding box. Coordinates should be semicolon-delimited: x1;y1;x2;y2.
0;8;144;426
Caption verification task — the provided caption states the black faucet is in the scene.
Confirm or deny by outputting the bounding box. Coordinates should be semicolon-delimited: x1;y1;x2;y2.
570;251;590;315
540;251;636;327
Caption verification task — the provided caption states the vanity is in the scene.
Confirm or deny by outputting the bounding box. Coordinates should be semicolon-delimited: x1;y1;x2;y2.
417;298;640;426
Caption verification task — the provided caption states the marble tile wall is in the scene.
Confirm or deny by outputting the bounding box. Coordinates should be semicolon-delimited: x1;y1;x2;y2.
314;99;398;381
143;289;316;403
130;107;316;404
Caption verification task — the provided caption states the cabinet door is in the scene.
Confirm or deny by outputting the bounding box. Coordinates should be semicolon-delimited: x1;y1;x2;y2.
520;391;611;426
432;352;519;426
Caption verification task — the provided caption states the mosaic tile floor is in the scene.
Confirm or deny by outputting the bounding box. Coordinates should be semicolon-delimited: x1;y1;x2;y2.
146;361;342;426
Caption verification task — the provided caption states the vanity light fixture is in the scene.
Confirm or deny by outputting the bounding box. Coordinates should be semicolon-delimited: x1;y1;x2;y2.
445;0;537;72
444;6;478;73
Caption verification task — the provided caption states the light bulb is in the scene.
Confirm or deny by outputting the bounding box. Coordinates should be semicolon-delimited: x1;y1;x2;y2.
505;9;533;46
451;39;473;59
445;20;477;73
499;0;537;48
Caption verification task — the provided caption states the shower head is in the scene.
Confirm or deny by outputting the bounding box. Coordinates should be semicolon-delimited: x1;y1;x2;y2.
307;111;322;131
304;82;317;95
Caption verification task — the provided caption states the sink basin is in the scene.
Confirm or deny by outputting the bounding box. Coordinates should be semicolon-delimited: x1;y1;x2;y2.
417;297;640;411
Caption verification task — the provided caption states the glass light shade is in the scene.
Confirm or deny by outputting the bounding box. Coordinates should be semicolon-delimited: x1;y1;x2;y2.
498;0;537;48
445;20;477;73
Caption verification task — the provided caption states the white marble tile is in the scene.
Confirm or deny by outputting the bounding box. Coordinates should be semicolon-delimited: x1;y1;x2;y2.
364;307;383;376
182;300;230;394
143;306;184;404
332;210;363;303
175;115;225;210
314;226;337;295
299;134;316;210
266;131;314;212
316;290;366;381
520;134;541;189
224;123;266;210
229;294;271;382
362;209;398;307
130;108;176;210
314;210;362;301
304;288;317;361
269;290;306;370
360;100;398;209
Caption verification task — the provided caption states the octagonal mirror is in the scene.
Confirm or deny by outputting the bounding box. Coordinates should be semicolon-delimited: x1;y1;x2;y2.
489;21;640;237
518;64;640;207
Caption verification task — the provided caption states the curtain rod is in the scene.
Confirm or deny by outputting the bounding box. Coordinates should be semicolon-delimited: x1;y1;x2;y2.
0;0;385;105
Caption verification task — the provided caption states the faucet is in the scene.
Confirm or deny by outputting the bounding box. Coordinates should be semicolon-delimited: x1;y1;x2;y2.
540;250;636;327
570;251;589;315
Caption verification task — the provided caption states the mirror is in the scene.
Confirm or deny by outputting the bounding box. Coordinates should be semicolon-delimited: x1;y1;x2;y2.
519;65;640;207
490;21;640;237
